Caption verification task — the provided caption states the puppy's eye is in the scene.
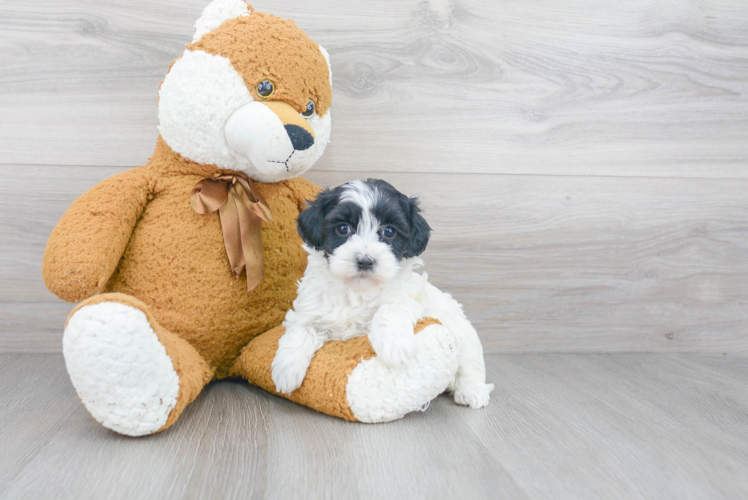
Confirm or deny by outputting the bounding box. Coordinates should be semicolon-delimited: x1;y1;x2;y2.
336;224;351;236
380;226;396;239
257;80;275;98
301;101;315;118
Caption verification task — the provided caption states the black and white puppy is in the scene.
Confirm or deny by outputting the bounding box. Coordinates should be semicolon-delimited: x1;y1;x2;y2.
271;179;493;408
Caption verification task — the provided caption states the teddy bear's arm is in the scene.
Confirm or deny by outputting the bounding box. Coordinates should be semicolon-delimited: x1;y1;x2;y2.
285;177;323;211
42;167;152;302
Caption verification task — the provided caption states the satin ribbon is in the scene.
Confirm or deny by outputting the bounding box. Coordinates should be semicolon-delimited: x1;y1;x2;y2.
190;173;273;292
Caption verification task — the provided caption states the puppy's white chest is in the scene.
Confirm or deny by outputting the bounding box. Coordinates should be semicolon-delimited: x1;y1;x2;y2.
324;290;383;341
286;250;430;342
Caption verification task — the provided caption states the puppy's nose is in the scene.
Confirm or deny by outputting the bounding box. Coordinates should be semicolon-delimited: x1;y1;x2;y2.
356;256;375;271
285;124;314;151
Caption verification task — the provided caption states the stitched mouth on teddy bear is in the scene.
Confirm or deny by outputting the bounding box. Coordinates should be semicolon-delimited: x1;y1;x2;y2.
269;151;296;172
224;101;321;177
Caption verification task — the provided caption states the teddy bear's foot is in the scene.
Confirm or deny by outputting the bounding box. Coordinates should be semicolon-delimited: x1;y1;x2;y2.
64;301;179;436
233;318;459;423
63;294;211;436
346;321;459;423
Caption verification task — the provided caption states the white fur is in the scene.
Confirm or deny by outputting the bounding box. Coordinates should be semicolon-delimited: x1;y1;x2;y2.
273;248;494;411
272;181;493;410
271;323;327;394
340;179;380;228
224;101;331;181
304;107;332;172
328;181;398;286
158;49;253;172
160;5;333;183
318;45;333;87
347;323;459;423
327;236;399;287
63;303;180;436
224;101;296;175
192;0;250;43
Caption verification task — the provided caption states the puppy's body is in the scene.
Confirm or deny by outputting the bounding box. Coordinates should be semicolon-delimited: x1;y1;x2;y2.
288;250;423;342
272;179;493;408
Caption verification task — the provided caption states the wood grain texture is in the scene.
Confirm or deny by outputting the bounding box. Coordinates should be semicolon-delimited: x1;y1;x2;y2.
0;0;747;176
0;165;125;351
312;171;748;354
2;0;747;353
2;166;747;353
1;353;747;499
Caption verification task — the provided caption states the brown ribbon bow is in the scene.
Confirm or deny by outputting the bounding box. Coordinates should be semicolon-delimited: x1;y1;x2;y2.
190;173;273;292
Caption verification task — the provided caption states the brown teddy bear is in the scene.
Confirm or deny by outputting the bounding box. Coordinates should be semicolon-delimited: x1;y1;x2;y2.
42;0;460;436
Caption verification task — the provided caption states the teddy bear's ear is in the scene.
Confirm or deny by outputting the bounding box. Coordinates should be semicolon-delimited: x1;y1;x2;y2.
192;0;252;43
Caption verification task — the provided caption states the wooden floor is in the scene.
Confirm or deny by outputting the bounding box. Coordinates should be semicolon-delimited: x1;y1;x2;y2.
2;353;747;499
1;1;747;498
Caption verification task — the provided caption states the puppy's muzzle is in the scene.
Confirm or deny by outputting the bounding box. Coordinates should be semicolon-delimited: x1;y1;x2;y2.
356;255;375;271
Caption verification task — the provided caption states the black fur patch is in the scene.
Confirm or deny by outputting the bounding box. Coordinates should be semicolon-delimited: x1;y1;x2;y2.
297;179;432;259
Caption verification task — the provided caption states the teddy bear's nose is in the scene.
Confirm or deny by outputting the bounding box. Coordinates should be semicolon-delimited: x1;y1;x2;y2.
284;124;315;151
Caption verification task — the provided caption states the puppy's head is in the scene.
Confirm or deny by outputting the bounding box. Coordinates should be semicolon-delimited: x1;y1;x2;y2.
298;179;431;285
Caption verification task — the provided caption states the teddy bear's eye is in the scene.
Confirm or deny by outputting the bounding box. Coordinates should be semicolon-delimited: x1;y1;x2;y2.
301;101;315;118
257;80;275;98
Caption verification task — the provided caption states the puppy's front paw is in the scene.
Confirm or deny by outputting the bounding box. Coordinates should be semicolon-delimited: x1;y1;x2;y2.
454;382;494;409
271;349;312;395
369;327;417;369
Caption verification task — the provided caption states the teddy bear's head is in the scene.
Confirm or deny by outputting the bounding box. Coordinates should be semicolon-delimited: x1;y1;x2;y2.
158;0;332;183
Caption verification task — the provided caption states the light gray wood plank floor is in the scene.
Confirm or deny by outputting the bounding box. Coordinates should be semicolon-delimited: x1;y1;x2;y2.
2;353;746;499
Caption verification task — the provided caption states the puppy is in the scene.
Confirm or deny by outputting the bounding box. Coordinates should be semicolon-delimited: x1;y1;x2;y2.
271;179;494;408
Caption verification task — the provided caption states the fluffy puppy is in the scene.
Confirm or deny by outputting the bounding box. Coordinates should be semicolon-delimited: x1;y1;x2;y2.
271;179;494;408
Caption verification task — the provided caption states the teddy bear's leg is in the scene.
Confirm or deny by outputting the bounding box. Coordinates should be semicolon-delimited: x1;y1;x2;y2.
63;293;212;436
230;318;459;423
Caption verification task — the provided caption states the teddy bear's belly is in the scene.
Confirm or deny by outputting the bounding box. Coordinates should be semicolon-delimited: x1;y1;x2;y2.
104;179;307;378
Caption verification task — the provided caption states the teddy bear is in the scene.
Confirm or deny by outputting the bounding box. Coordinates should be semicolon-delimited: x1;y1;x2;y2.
42;0;469;436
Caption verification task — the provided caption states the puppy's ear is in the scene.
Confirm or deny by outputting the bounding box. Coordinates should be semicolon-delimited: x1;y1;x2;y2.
297;188;336;251
404;196;431;258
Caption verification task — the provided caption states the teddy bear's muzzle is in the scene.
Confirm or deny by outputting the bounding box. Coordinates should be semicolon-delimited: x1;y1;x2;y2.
224;100;316;175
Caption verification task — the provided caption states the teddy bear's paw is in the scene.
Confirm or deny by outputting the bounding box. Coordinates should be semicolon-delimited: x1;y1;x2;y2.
63;302;180;436
453;382;495;409
346;323;459;423
271;348;312;394
368;326;417;369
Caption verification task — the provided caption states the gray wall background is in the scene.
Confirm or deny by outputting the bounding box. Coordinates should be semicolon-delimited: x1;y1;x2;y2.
1;0;747;352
